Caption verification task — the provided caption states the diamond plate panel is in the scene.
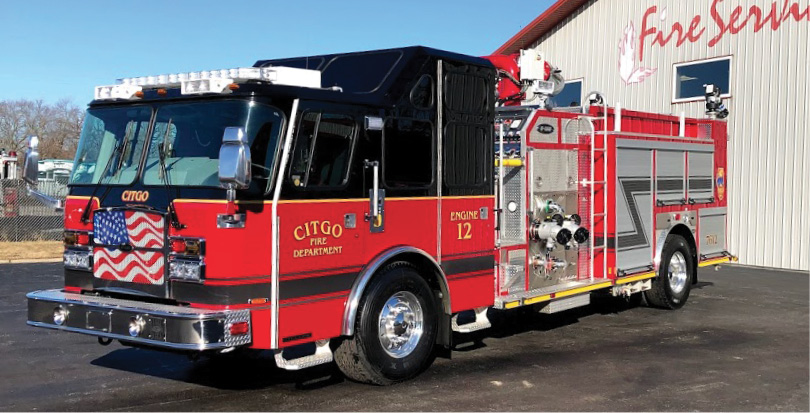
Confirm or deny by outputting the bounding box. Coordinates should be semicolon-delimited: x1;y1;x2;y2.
529;116;559;143
501;166;525;244
223;309;252;347
562;117;592;144
697;123;713;139
532;150;578;194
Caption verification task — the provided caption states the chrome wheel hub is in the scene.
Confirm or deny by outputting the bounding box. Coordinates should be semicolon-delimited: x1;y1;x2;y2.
668;251;688;294
378;291;423;358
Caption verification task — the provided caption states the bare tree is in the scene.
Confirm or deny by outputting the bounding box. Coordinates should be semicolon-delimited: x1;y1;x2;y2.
0;99;84;160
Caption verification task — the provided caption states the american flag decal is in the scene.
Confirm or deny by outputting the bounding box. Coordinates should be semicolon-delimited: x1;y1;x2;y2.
93;210;166;285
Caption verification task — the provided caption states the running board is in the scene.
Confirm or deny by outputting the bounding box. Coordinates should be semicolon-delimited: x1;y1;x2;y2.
495;278;613;310
451;307;491;333
274;339;333;370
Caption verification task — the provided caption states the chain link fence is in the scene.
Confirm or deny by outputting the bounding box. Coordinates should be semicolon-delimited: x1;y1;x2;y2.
0;179;66;241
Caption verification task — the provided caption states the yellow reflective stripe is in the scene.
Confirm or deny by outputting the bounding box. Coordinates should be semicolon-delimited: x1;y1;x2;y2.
504;301;521;309
554;282;613;299
698;257;733;267
524;294;552;305
495;159;523;167
615;272;656;285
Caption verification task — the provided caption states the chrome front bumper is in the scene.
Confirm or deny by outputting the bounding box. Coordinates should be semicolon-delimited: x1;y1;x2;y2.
27;289;251;351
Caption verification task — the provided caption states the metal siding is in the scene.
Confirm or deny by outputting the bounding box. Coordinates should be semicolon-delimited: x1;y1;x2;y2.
529;0;809;271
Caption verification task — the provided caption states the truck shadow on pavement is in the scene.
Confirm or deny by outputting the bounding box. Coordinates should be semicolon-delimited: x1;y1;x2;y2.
91;347;345;390
90;281;716;391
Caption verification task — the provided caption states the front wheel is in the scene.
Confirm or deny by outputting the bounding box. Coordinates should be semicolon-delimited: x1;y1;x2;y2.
335;263;438;385
645;234;694;309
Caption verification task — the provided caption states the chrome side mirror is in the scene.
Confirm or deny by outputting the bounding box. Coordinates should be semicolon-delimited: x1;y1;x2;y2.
23;136;39;186
218;127;252;201
21;135;62;210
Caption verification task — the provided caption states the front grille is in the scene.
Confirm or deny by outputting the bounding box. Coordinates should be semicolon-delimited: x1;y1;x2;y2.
93;209;166;286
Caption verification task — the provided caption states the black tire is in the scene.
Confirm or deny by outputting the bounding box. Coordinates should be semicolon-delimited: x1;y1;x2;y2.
645;234;694;309
334;262;438;385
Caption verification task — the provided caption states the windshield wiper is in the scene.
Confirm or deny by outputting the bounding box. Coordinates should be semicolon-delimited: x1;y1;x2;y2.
158;119;184;229
80;122;134;223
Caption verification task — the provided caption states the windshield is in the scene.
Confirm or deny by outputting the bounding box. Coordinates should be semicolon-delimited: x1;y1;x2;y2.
143;101;283;189
70;101;284;191
70;106;152;185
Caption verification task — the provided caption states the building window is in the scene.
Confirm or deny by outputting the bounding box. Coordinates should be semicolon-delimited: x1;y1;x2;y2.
550;79;583;108
673;57;731;102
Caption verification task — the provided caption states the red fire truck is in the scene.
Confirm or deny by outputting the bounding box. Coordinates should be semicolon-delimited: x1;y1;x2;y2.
25;46;734;385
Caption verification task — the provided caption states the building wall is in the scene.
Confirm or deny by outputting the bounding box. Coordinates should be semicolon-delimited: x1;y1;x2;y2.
529;0;809;271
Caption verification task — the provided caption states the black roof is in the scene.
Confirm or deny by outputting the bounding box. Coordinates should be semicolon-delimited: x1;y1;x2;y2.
253;46;493;105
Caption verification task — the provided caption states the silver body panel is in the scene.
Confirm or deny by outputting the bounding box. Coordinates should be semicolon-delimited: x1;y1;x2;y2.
538;293;590;314
528;144;587;290
687;152;715;202
615;138;717;274
656;150;686;205
698;207;728;257
615;147;654;272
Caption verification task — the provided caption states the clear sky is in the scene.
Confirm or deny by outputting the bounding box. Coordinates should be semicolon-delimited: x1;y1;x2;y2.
0;0;553;105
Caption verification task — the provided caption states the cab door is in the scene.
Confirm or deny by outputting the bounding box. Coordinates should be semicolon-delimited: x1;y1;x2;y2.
276;106;367;346
360;117;439;262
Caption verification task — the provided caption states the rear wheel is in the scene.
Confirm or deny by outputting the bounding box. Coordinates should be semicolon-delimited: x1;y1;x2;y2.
645;234;694;309
335;263;438;385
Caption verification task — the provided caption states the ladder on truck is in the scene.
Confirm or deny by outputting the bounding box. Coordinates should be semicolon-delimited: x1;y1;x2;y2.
579;106;609;281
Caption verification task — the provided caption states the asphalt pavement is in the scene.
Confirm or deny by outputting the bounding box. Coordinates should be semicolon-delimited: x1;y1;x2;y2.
0;262;807;411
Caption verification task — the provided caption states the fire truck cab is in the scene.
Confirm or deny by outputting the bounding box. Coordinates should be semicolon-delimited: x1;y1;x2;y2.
25;46;733;385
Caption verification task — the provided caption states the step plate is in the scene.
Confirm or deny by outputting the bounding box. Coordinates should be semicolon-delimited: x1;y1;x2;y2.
274;340;333;371
539;294;590;314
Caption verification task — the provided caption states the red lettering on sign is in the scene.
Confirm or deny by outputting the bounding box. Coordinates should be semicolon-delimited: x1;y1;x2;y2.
639;6;658;62
639;0;808;55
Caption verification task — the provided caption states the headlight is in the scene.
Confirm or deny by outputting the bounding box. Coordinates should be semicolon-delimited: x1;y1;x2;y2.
63;249;92;270
53;306;68;326
169;259;204;282
128;316;145;337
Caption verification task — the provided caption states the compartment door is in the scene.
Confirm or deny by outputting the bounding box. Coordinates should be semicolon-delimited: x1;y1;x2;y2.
656;150;686;206
615;147;654;272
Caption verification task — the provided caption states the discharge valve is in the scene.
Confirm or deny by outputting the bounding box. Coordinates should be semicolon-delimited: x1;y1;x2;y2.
561;214;590;245
529;214;573;249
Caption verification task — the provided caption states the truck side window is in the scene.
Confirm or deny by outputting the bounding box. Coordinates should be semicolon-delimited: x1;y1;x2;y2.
444;123;488;189
383;118;433;188
410;75;434;110
289;112;355;188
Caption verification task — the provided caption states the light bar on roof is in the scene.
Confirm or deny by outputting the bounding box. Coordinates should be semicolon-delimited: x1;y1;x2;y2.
95;66;321;100
119;68;264;87
94;84;142;101
181;78;233;95
118;66;320;91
